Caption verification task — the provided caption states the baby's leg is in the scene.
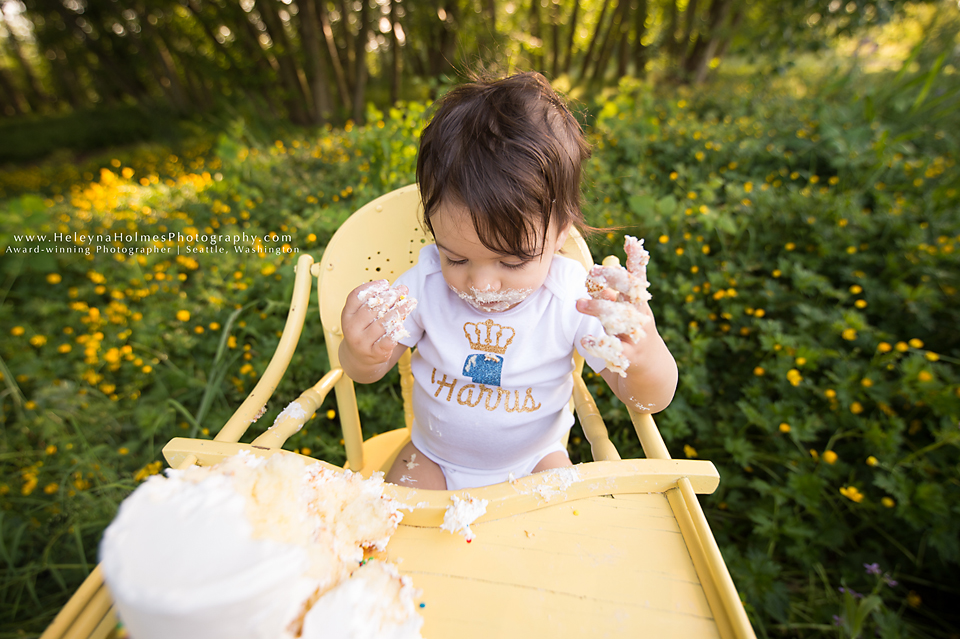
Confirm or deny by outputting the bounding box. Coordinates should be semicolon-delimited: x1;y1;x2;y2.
384;441;447;490
531;449;573;474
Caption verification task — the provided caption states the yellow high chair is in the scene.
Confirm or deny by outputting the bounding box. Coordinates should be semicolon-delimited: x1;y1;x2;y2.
42;184;756;639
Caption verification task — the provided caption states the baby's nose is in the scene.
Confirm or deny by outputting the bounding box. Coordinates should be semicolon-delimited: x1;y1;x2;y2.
467;267;499;293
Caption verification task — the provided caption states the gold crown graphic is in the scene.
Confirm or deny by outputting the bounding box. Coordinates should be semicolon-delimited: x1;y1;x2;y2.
463;319;515;355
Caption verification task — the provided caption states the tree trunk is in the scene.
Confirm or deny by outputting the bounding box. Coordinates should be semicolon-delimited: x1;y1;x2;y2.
550;0;560;78
616;0;632;79
0;65;26;115
389;0;401;104
589;0;627;85
678;0;699;64
255;0;311;124
48;47;86;110
139;10;191;114
338;0;355;92
352;0;369;123
0;7;50;112
529;0;543;72
430;0;458;78
486;0;497;39
693;0;740;84
579;0;611;81
301;0;332;122
663;0;679;56
86;3;152;102
226;0;282;79
632;0;648;76
563;0;580;75
318;0;351;111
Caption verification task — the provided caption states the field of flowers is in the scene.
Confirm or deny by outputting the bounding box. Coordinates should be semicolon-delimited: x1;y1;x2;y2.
1;55;959;638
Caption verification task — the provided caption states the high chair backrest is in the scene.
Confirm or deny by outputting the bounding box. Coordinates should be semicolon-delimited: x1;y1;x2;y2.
317;184;595;468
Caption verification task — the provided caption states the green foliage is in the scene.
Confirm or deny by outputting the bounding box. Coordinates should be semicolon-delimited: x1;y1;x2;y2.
1;52;959;639
573;51;960;637
0;104;183;164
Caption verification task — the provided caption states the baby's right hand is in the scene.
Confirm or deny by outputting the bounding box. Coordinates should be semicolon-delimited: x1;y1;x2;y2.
340;280;417;370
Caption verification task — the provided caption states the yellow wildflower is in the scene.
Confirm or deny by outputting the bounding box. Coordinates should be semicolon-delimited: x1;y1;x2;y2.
787;369;803;386
895;341;909;352
866;456;878;466
684;444;698;458
823;450;838;464
753;367;765;376
47;273;62;284
839;486;864;503
11;326;25;336
842;328;857;341
881;497;895;508
925;352;939;361
877;342;892;353
851;402;864;414
30;335;47;347
326;409;336;419
779;423;791;433
176;310;190;322
918;371;933;382
908;338;924;348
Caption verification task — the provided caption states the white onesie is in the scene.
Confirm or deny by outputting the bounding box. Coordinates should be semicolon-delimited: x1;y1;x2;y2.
394;245;608;489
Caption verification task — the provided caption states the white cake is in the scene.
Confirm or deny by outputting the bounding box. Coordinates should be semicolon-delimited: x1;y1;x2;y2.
100;452;423;639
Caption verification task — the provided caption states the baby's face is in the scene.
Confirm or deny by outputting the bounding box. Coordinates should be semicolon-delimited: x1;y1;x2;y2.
430;200;569;313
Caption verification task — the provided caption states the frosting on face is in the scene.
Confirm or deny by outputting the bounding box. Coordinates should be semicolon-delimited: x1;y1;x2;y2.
449;284;533;313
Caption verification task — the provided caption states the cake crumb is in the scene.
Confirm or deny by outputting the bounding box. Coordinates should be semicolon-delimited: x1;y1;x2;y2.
440;495;488;542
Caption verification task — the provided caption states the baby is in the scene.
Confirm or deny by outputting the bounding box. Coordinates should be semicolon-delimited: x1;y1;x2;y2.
339;72;678;491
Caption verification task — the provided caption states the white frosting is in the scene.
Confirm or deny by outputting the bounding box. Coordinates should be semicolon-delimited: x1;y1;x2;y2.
449;284;533;313
533;466;581;502
271;401;308;430
581;235;652;376
361;280;418;344
439;495;488;541
100;453;421;639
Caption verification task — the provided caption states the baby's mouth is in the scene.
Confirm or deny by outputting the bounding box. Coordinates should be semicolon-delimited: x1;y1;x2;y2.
450;285;533;312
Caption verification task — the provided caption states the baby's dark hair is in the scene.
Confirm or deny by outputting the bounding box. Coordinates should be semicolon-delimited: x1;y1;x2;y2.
417;72;592;261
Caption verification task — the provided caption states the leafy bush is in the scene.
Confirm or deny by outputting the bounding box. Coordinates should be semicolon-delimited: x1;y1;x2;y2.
572;53;959;637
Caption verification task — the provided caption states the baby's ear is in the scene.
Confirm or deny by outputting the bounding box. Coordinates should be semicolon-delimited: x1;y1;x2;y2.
555;223;572;253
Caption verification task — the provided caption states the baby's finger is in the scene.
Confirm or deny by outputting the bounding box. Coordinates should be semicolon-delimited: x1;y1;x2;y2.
344;280;389;316
373;302;412;349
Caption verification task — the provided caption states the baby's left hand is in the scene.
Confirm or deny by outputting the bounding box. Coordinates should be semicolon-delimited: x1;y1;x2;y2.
577;237;657;376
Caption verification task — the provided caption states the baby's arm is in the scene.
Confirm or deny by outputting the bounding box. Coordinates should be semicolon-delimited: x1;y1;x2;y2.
339;280;416;384
590;301;678;414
